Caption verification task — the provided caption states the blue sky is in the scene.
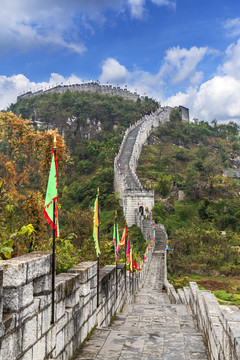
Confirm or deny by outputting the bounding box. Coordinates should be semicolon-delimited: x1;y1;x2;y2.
1;0;240;123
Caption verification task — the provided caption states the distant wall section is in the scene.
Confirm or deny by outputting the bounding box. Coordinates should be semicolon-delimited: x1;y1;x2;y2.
17;83;141;103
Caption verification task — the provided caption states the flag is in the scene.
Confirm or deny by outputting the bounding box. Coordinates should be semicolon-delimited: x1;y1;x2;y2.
119;224;127;247
130;248;133;273
93;191;101;257
126;237;130;265
44;153;59;237
113;217;120;261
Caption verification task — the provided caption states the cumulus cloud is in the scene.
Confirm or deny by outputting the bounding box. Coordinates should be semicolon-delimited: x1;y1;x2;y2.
164;39;240;123
160;46;208;85
99;58;129;84
0;73;83;110
219;39;240;78
166;76;240;123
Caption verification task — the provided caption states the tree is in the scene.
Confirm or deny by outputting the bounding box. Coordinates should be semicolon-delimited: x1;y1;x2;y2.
155;172;172;198
0;112;67;257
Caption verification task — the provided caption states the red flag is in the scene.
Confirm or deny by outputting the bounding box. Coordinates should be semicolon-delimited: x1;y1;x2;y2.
119;225;127;247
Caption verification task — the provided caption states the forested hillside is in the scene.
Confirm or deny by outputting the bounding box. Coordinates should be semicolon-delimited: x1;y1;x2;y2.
137;110;240;306
3;91;158;270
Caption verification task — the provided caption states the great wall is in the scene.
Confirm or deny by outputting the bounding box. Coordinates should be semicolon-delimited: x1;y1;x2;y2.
17;82;141;103
0;93;240;359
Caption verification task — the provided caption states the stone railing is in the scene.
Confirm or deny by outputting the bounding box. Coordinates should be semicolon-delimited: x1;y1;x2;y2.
17;83;141;103
161;220;240;360
0;243;154;360
166;281;240;360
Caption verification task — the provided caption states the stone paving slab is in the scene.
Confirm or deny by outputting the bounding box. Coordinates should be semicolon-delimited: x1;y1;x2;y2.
73;250;209;360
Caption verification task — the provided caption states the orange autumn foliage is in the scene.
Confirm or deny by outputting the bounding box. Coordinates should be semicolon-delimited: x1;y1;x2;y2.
0;111;68;255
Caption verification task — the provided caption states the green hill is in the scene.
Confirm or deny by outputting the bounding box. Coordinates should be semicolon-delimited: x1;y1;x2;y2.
137;111;240;298
6;91;158;269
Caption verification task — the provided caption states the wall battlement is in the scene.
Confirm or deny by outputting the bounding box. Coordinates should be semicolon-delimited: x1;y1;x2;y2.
114;106;172;229
17;83;141;103
0;244;154;360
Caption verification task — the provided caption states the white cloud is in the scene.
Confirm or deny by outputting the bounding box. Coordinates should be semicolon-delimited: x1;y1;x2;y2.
0;0;177;53
151;0;176;10
128;0;146;18
224;17;240;37
127;0;175;18
163;39;240;123
0;73;84;110
219;39;240;79
166;75;240;123
99;58;129;84
160;46;208;85
0;0;126;54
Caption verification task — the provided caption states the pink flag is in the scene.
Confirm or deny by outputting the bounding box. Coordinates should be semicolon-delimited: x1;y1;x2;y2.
126;238;130;265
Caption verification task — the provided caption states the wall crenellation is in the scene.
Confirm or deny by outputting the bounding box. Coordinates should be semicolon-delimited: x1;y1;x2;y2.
17;83;142;103
0;244;155;360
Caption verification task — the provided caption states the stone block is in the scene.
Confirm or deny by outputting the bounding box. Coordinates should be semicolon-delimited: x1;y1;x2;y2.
54;329;64;358
41;304;51;335
0;259;27;288
0;252;51;288
45;326;56;357
79;282;90;297
1;328;22;359
66;289;79;308
36;293;51;311
22;315;37;352
64;318;74;344
16;297;40;327
32;335;46;360
18;348;32;360
56;312;68;334
68;262;97;285
90;275;97;289
3;282;33;312
55;273;79;303
56;300;66;321
2;313;15;337
33;273;52;295
80;293;90;306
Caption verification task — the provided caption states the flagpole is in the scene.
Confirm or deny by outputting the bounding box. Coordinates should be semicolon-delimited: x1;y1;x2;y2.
97;187;100;307
132;251;134;295
125;232;127;291
115;215;118;301
51;135;57;325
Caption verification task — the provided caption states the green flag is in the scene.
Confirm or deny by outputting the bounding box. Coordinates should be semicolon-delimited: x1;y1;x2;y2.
93;191;101;257
44;153;59;237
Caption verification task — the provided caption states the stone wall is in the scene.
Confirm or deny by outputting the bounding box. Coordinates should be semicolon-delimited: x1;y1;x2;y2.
166;281;240;360
114;106;172;227
17;83;140;103
0;244;154;360
161;227;240;360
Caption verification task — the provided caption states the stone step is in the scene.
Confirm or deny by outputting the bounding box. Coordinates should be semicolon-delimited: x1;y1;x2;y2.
73;249;209;360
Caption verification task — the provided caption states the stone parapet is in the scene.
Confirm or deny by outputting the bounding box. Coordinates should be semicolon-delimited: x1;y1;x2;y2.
17;83;140;103
165;279;240;360
0;243;155;360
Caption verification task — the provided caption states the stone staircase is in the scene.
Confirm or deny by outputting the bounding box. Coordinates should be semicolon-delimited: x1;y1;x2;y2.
118;122;143;190
73;245;209;360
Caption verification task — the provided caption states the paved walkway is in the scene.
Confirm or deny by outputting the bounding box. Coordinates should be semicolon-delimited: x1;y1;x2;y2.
73;247;209;360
